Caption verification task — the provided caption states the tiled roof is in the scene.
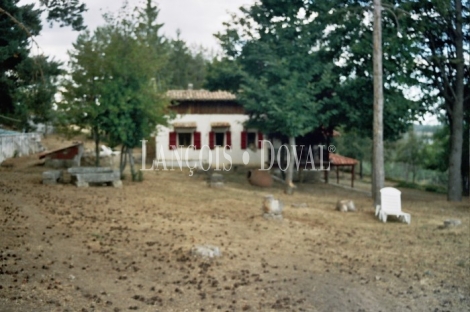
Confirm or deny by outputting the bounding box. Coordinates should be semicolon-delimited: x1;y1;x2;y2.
329;153;358;166
166;89;236;101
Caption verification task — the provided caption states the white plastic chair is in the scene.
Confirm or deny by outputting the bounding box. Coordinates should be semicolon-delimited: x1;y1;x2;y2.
375;187;411;224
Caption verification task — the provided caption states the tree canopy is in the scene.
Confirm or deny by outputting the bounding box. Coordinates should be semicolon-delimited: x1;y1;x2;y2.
0;0;86;130
396;0;469;200
208;0;423;140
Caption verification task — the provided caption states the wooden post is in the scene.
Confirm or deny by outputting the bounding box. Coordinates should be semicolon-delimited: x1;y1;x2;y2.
336;165;339;184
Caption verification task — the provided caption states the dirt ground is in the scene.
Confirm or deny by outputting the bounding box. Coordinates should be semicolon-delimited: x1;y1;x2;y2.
0;137;469;311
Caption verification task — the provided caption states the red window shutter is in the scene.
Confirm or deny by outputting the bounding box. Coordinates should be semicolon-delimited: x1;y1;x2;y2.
169;132;177;150
257;132;263;149
193;132;201;150
241;131;247;149
226;131;231;148
209;131;215;149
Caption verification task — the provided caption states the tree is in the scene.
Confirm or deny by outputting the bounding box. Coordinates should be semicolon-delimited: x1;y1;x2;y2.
214;1;342;193
0;0;86;129
204;57;244;93
60;29;108;165
395;129;426;183
61;0;169;179
13;55;63;131
166;30;208;89
211;0;422;193
396;0;469;201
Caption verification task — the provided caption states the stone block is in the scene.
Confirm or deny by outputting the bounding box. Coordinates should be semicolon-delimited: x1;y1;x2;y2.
112;180;123;188
336;199;356;212
263;213;283;220
263;194;283;215
210;173;224;182
68;167;114;174
76;181;89;188
42;170;62;185
191;245;221;258
68;167;121;187
443;219;461;227
210;181;224;188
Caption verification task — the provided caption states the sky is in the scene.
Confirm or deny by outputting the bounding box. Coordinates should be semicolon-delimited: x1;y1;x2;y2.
21;0;255;63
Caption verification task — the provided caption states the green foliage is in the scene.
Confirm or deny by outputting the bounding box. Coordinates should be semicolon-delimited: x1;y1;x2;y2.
165;30;209;89
332;129;372;162
396;0;469;114
39;0;86;31
211;0;422;140
395;181;446;194
0;0;86;129
204;57;243;93
395;0;469;199
60;0;169;175
213;1;337;138
13;55;63;131
421;125;449;172
392;129;427;183
1;0;42;126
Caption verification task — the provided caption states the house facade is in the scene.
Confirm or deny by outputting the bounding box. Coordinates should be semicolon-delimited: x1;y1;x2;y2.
153;88;267;169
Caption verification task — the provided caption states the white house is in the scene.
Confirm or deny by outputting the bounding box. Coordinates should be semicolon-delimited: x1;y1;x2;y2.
153;87;267;170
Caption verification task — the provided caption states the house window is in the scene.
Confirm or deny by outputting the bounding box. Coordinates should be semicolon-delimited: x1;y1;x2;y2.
169;131;201;149
209;130;231;149
178;133;192;147
247;132;257;149
241;131;263;150
215;132;225;146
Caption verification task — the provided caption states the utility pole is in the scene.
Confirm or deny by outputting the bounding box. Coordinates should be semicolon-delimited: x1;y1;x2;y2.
372;0;385;207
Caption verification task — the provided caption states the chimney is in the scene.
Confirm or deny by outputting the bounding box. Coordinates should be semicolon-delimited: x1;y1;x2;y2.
188;83;193;90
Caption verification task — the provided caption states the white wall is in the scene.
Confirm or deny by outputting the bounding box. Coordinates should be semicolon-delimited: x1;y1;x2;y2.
152;114;267;169
0;133;44;163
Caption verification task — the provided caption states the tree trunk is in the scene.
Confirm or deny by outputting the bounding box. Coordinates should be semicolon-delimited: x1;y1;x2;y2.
285;136;296;194
93;126;100;167
120;145;127;178
447;0;464;201
372;0;385;207
463;123;469;196
128;147;137;181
